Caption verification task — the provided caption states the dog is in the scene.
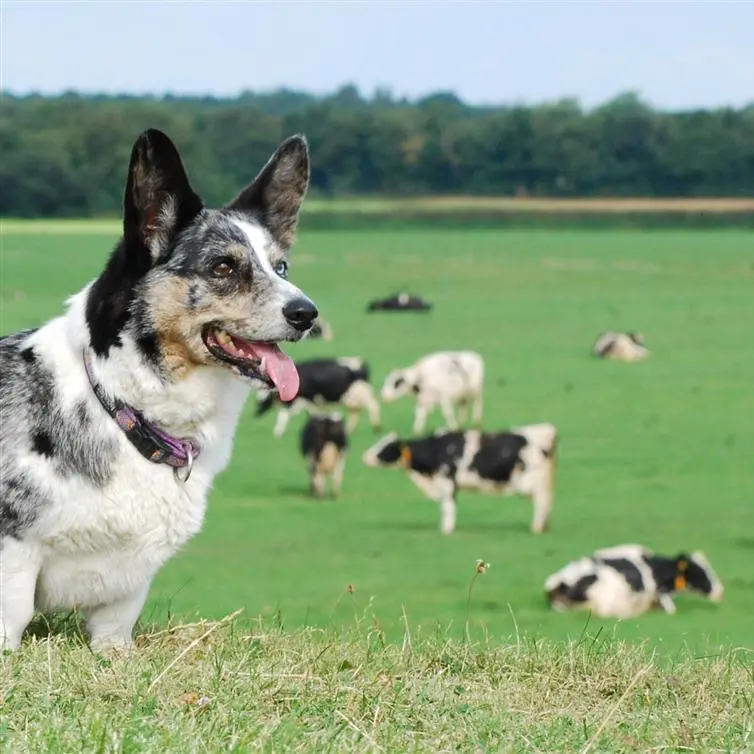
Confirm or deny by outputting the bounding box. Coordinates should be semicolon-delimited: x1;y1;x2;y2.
0;128;317;652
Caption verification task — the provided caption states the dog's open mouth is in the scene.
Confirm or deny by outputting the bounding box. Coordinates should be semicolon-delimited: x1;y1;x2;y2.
202;327;300;401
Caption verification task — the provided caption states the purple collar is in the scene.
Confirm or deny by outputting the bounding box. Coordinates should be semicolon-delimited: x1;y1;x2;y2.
83;349;201;482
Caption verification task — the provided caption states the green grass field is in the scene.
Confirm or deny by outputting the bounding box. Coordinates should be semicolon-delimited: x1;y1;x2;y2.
1;224;753;657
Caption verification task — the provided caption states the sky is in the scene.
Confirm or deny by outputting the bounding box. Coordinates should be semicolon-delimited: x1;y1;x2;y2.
2;1;753;110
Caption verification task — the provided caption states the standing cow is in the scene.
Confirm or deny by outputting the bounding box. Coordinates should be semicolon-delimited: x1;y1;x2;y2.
362;423;558;535
257;357;381;437
300;414;348;498
380;350;485;433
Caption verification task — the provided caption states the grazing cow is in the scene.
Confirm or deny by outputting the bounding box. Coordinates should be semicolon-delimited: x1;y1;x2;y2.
381;350;485;433
308;318;334;341
257;357;381;437
545;544;724;619
592;331;650;362
367;292;433;312
300;413;348;498
362;423;558;535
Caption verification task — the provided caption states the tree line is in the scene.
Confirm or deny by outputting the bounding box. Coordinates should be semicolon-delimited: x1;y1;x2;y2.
1;87;753;217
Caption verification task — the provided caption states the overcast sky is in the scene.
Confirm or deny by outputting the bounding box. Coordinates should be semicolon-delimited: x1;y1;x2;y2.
2;1;753;109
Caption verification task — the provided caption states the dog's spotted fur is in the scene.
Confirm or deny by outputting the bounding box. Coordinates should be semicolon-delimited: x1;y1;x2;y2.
0;129;316;651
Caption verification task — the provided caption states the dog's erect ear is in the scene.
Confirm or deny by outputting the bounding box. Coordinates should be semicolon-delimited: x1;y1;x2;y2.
224;135;309;250
123;129;204;258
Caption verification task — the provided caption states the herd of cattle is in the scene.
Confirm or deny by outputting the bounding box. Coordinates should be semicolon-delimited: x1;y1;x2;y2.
254;296;722;621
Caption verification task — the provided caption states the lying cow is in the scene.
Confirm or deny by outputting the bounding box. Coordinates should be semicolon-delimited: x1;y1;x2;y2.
257;357;381;437
545;543;724;619
362;423;557;535
592;331;650;362
381;350;485;433
300;414;348;498
367;292;433;312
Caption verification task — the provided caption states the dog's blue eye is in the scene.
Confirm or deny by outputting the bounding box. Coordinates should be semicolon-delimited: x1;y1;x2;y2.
274;260;289;279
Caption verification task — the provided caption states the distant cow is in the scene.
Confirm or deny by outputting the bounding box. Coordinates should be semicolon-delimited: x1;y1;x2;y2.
545;544;724;619
257;357;381;437
592;332;650;362
381;350;485;433
367;292;433;312
308;318;334;341
300;414;348;498
362;423;558;535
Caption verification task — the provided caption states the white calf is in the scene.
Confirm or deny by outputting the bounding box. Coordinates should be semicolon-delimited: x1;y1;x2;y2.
380;350;485;433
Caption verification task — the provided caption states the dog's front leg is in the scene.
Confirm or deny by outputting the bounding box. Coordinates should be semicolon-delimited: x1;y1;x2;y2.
0;537;42;651
85;582;151;652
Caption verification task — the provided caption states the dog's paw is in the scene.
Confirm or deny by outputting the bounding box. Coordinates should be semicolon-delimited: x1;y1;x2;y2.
89;636;135;656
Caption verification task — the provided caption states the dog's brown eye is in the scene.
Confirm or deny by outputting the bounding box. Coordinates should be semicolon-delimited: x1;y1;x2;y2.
213;262;234;278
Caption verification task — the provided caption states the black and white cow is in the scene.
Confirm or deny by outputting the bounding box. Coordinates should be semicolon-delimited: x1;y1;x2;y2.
362;423;558;535
367;292;433;313
300;413;348;498
256;357;381;437
592;332;650;362
545;543;724;619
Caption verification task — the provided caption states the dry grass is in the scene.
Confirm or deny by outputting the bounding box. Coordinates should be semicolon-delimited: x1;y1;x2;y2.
1;613;751;752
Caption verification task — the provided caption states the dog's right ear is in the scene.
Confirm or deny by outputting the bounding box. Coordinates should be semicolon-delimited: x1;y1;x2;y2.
224;135;310;251
123;129;204;259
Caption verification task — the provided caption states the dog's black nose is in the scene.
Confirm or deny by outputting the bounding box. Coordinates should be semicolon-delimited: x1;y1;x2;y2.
283;297;318;330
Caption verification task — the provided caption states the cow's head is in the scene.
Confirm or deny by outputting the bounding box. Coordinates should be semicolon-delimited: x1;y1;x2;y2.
362;432;410;468
673;552;724;601
380;369;415;402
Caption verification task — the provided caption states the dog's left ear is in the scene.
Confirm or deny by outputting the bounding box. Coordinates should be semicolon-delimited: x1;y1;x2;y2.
124;129;204;259
225;135;310;250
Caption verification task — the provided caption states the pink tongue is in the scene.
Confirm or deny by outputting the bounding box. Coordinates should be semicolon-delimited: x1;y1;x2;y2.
243;341;300;402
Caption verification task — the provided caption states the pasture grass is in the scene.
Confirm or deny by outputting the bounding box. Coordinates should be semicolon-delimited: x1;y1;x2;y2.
1;613;752;752
1;225;753;653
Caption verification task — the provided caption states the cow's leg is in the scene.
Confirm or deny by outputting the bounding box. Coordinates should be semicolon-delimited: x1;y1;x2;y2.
456;399;469;426
331;456;346;499
428;477;457;534
439;398;459;430
273;408;291;438
440;493;457;535
471;392;484;426
657;593;677;614
0;537;41;651
364;394;382;432
345;411;360;434
311;463;327;498
530;479;553;534
413;402;430;434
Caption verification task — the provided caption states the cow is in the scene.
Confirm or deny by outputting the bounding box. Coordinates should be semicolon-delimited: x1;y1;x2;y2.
362;423;558;535
300;413;348;498
256;357;381;437
545;544;724;619
367;292;433;312
380;350;485;434
592;331;650;362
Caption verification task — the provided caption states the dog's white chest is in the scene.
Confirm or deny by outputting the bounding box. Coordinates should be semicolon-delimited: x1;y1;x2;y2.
34;460;213;611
